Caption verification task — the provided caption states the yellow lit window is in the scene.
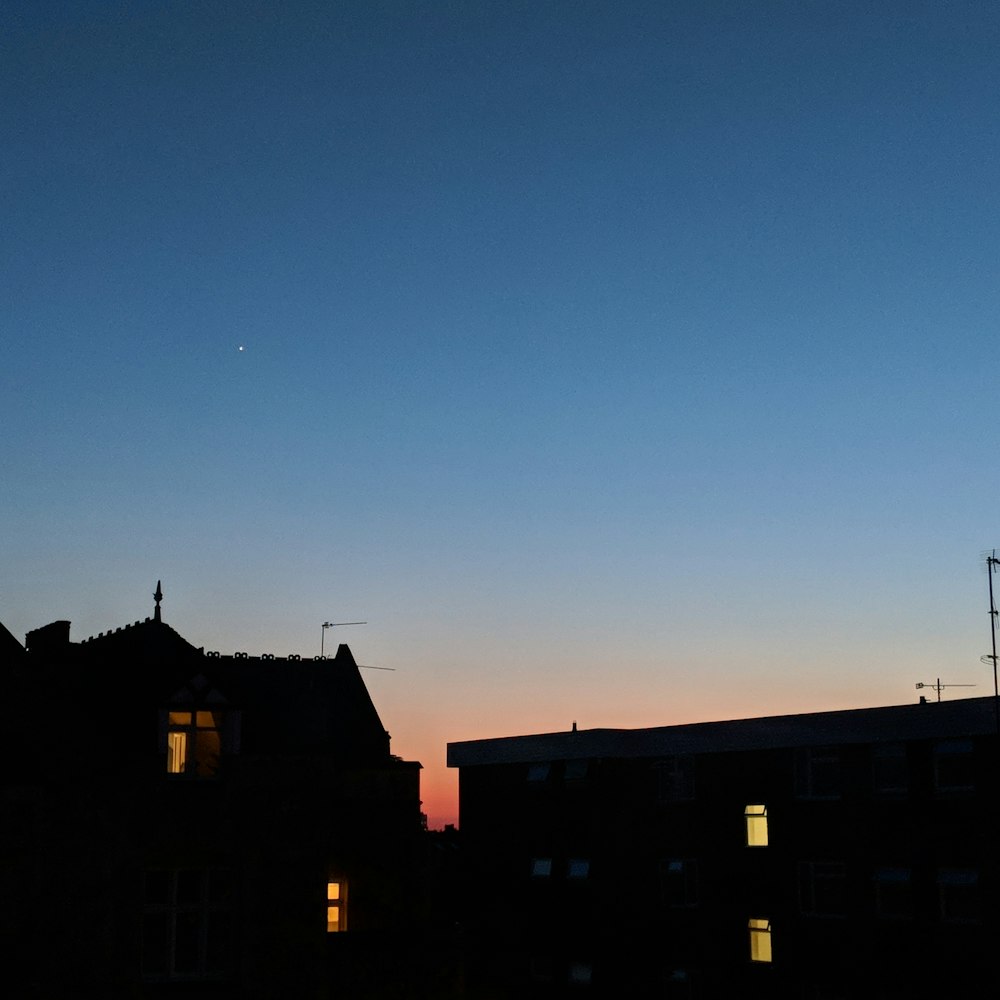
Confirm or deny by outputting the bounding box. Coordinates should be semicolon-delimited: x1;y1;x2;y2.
745;804;768;847
327;879;347;932
749;918;772;962
166;710;222;777
166;731;187;773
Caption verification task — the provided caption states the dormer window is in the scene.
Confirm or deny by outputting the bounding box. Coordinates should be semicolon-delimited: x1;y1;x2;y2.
167;711;222;777
162;675;239;779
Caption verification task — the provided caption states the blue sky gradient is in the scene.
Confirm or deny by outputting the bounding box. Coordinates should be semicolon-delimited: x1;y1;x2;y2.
4;1;1000;826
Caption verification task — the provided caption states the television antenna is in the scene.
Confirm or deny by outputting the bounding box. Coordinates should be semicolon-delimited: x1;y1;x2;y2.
982;550;1000;733
321;620;366;658
915;679;976;703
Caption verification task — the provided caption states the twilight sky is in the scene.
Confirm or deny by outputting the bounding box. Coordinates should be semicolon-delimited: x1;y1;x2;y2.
4;1;1000;828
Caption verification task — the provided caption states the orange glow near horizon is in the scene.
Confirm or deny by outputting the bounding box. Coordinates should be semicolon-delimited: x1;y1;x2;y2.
405;683;937;831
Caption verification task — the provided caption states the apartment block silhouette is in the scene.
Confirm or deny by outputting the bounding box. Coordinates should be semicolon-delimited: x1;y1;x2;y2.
449;698;1000;998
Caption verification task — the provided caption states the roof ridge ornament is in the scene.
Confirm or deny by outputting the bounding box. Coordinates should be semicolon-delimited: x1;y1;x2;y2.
154;580;163;623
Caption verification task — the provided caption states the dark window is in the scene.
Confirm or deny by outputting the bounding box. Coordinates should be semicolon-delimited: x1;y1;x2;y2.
530;857;552;878
872;743;908;796
799;862;847;916
795;747;841;799
933;739;974;793
660;859;699;907
142;868;232;980
874;867;912;919
665;968;695;999
938;869;979;923
657;756;695;801
527;762;551;783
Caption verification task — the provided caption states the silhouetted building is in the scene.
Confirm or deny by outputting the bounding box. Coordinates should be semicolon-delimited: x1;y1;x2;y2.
0;585;437;998
448;698;1000;999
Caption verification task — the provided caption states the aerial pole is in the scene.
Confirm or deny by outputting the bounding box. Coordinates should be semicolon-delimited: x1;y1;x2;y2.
988;551;1000;735
321;620;367;658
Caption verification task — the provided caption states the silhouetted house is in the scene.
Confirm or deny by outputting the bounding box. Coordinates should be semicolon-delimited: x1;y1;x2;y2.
1;585;430;999
448;698;1000;999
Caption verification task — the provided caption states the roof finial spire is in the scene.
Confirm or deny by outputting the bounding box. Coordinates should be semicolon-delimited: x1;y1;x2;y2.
154;580;163;622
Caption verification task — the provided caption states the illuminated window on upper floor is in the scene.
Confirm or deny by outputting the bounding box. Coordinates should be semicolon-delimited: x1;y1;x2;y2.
166;711;222;777
326;879;348;932
748;918;772;963
568;962;592;985
745;804;768;846
567;858;590;880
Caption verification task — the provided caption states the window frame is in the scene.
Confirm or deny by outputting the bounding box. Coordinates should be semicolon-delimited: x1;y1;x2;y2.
656;755;695;802
326;877;349;933
873;867;913;920
745;803;768;847
530;857;553;879
748;917;772;963
141;868;232;981
794;746;841;800
659;858;699;908
937;868;979;924
798;861;847;917
872;742;909;796
933;739;975;794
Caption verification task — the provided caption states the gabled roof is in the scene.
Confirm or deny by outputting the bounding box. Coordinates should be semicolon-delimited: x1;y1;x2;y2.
447;697;1000;767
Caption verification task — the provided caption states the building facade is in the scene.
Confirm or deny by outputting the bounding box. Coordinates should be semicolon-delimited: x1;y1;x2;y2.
1;586;434;998
448;699;1000;998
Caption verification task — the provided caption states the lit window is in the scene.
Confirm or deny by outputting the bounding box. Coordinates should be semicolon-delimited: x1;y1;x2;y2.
660;859;698;907
326;879;348;932
748;918;772;962
874;867;912;919
568;962;592;985
530;857;552;878
938;869;978;923
745;804;768;846
933;739;975;793
798;862;847;916
166;711;222;777
142;868;232;980
567;858;590;879
795;747;841;799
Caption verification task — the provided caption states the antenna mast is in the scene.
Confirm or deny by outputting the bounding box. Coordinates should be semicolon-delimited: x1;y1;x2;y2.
321;620;367;658
987;551;1000;734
